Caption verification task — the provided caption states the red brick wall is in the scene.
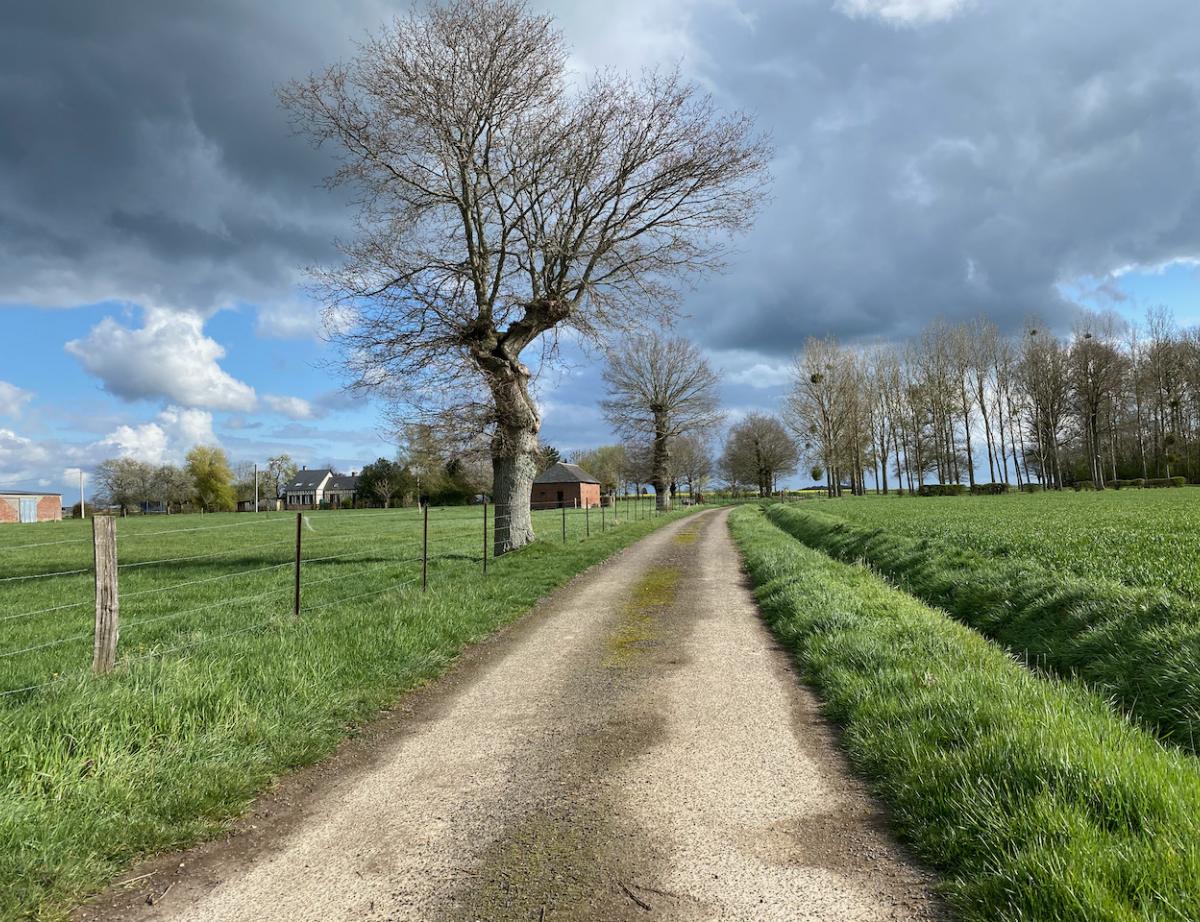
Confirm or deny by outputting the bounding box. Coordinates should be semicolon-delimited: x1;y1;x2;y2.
38;496;63;522
530;483;601;508
0;495;63;524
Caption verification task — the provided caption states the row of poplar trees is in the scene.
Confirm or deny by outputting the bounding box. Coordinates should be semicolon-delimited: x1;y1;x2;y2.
788;307;1200;494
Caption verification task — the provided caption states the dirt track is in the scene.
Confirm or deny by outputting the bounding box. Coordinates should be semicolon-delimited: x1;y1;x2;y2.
79;508;941;921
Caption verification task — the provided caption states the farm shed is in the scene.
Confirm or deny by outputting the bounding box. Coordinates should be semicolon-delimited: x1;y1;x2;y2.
0;490;63;524
532;462;601;509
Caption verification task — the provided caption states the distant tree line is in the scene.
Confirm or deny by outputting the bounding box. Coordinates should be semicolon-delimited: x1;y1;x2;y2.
786;308;1200;495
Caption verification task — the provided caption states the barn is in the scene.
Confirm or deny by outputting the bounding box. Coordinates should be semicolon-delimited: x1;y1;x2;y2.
0;490;64;524
531;462;601;509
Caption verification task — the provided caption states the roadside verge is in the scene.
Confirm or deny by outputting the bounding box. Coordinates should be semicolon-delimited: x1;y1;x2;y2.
728;504;1200;922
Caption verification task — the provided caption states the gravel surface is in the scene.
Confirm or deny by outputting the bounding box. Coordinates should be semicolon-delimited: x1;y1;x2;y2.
78;508;943;922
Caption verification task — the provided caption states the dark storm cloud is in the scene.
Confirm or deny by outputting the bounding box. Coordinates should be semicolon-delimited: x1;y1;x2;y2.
655;0;1200;351
4;0;1200;358
0;0;390;314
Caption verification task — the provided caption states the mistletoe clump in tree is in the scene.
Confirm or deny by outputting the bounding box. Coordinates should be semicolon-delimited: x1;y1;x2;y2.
281;0;769;554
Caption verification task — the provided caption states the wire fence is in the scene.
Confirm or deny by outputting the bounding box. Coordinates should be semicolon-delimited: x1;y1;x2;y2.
0;493;675;701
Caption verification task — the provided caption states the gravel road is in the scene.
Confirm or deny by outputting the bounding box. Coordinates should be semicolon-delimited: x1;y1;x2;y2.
79;508;942;922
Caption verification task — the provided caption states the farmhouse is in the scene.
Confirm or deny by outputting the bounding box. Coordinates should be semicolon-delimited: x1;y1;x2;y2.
282;468;360;509
0;490;63;524
532;462;601;509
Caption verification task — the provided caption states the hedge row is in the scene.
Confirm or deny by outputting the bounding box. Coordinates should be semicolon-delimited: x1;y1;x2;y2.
916;483;966;496
969;482;1008;495
762;503;1200;754
730;506;1200;922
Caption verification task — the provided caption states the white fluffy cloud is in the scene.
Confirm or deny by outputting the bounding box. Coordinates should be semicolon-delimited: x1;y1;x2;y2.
835;0;972;25
0;427;52;484
263;394;316;420
0;381;33;417
93;406;219;466
66;308;257;410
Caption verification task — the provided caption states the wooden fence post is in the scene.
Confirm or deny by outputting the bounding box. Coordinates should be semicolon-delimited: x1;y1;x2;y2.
422;503;429;591
293;512;302;617
482;498;488;575
585;502;590;537
561;503;567;544
92;515;119;674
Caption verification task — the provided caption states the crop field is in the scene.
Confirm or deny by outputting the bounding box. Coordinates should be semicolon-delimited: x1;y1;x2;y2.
814;488;1200;597
0;498;675;920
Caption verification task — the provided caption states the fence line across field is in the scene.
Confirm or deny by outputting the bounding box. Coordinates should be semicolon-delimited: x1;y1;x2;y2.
2;495;670;697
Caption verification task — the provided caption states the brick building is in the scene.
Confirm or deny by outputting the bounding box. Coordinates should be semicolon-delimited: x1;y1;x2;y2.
531;462;601;509
0;490;63;524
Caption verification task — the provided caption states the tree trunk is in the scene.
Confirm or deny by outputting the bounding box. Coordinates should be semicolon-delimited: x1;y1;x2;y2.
651;414;671;511
490;369;540;556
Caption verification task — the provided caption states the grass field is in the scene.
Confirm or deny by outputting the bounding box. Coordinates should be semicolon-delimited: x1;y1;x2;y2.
730;505;1200;922
816;488;1200;597
0;498;679;921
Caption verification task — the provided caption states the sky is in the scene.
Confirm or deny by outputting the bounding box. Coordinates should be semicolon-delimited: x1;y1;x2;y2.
4;0;1200;499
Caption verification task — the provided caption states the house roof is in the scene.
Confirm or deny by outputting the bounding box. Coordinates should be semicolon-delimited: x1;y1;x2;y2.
0;489;61;497
284;468;332;491
533;462;600;485
327;474;359;491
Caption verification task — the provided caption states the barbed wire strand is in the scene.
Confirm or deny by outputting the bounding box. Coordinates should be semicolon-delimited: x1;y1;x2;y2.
121;560;294;600
118;540;294;571
0;567;91;584
0;599;91;624
117;517;295;541
0;535;92;551
0;674;76;699
0;630;93;659
301;576;420;613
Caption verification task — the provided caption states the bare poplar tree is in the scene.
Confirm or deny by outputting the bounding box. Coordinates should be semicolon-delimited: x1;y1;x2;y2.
280;0;769;553
601;335;723;510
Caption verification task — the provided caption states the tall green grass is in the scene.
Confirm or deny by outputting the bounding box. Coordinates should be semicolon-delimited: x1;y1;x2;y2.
729;505;1200;922
0;506;694;922
763;503;1200;755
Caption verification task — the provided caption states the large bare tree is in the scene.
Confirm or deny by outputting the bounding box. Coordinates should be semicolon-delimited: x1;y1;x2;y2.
280;0;769;553
601;335;723;510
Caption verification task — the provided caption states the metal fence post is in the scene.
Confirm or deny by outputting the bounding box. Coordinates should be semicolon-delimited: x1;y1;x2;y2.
422;503;429;591
92;515;119;674
293;512;302;617
482;498;488;574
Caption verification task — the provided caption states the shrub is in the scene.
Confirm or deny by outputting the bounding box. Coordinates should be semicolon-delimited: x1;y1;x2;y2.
1111;478;1145;489
968;482;1008;495
1146;477;1187;488
1019;483;1043;493
916;483;966;497
1071;481;1098;491
762;503;1200;756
